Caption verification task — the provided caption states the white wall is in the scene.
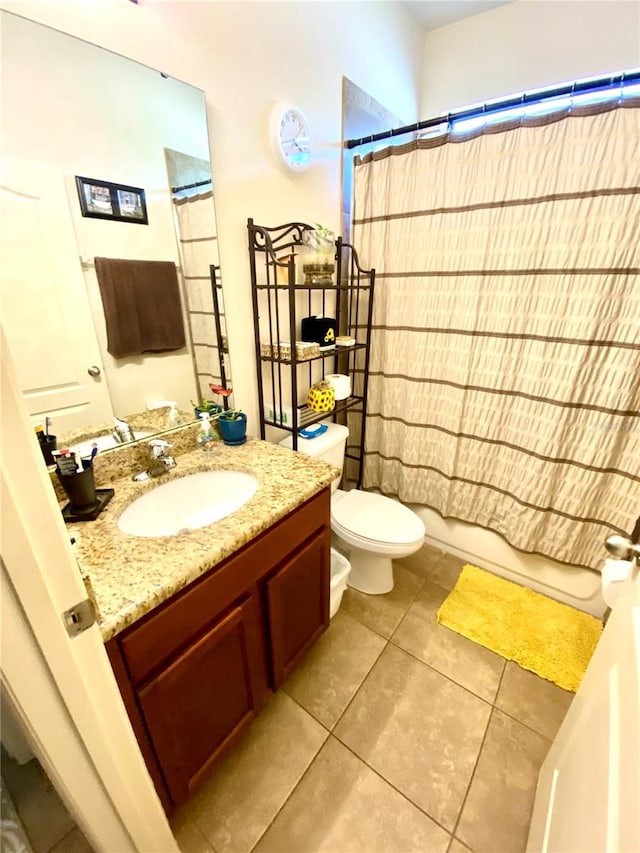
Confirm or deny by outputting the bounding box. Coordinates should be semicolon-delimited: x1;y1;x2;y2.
1;12;209;417
413;0;640;613
421;0;640;117
1;0;423;433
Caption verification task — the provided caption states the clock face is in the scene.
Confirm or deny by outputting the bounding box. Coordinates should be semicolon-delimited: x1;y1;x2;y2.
272;105;311;172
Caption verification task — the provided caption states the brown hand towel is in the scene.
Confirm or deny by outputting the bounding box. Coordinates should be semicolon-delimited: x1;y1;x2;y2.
95;257;186;358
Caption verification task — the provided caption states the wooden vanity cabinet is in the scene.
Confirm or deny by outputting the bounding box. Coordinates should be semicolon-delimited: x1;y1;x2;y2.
106;487;330;813
266;528;329;687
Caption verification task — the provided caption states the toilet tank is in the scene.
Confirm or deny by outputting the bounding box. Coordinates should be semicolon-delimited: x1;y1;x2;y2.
279;423;349;492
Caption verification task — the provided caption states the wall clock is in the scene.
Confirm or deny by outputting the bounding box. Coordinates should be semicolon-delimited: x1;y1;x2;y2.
270;103;311;172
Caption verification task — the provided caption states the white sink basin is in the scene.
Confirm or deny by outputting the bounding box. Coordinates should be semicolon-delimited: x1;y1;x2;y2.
117;470;259;537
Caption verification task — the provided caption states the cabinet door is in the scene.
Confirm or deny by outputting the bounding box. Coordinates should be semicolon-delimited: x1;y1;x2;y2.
138;596;262;806
265;528;330;688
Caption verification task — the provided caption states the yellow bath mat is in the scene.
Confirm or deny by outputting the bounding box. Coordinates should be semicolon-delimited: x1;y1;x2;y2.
437;565;603;692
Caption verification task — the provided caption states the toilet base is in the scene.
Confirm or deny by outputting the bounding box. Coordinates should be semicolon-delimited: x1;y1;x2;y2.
346;551;394;595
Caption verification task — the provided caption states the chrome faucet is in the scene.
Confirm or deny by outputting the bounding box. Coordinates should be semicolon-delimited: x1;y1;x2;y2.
132;439;176;481
113;416;135;444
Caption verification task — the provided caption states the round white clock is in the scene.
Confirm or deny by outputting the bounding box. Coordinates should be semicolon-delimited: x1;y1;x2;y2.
270;103;311;172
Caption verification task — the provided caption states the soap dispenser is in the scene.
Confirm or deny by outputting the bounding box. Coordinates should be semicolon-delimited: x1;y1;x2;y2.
166;401;180;428
197;411;217;452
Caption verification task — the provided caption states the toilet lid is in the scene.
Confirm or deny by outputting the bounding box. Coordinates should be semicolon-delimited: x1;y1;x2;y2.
331;490;425;545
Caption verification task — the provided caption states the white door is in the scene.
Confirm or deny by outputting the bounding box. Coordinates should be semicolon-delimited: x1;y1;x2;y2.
0;157;113;432
1;328;178;852
527;557;639;852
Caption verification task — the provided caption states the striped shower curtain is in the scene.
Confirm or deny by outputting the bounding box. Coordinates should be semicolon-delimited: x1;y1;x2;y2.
352;96;640;570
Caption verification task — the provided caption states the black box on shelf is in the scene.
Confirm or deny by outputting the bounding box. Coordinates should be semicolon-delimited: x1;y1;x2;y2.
301;316;336;350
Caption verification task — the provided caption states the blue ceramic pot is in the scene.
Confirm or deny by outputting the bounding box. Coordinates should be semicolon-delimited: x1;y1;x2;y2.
218;412;247;445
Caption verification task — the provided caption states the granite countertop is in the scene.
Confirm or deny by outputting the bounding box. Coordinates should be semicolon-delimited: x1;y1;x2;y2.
70;438;338;642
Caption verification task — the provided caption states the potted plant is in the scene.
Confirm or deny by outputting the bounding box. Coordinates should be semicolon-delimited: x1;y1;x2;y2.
208;383;234;411
217;410;247;445
301;223;335;285
191;397;223;419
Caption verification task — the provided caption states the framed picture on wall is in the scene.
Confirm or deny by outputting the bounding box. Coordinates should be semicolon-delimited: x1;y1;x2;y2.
75;176;148;224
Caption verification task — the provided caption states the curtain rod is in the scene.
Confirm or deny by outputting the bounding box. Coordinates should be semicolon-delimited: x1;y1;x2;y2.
345;69;640;150
171;178;212;193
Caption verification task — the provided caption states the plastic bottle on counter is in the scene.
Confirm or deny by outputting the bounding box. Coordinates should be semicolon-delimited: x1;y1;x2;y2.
196;411;217;452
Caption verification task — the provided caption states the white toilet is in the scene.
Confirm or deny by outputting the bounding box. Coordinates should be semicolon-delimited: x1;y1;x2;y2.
280;423;425;594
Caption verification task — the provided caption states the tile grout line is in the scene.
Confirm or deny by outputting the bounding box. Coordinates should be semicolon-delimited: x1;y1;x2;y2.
325;565;495;842
328;635;392;732
329;633;499;844
272;624;460;842
390;610;566;742
451;705;496;843
493;656;508;702
283;636;554;852
327;732;455;843
46;825;81;853
193;820;219;853
490;704;555;745
283;688;336;732
187;694;332;853
386;640;496;709
343;579;426;644
340;606;396;642
246;586;416;853
491;658;564;742
217;557;467;853
384;567;430;642
253;629;400;850
330;570;462;842
281;613;388;732
245;724;332;853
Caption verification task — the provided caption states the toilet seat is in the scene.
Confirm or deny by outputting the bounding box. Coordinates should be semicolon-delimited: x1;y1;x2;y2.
331;489;425;549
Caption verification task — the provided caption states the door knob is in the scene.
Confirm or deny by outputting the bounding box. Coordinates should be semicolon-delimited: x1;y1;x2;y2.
87;365;101;377
605;534;640;561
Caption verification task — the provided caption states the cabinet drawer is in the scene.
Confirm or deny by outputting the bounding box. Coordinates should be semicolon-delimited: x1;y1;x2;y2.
119;487;330;686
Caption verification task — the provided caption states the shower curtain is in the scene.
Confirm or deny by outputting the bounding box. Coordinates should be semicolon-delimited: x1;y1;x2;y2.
352;96;640;570
173;191;225;399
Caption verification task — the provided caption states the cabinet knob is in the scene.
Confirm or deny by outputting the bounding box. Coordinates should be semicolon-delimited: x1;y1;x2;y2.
87;365;101;377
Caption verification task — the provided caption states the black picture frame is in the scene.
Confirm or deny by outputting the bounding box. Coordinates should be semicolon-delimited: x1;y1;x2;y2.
75;176;148;225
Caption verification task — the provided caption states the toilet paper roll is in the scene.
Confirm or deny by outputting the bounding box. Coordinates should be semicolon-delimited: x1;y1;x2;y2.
601;558;633;608
325;373;351;400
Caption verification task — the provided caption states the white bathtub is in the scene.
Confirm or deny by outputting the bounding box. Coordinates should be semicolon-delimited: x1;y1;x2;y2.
412;505;606;618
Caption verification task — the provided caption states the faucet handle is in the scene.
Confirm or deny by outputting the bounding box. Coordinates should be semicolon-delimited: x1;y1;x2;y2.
149;438;173;458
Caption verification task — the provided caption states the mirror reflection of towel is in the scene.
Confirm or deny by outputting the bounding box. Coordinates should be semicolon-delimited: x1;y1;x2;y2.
95;257;186;358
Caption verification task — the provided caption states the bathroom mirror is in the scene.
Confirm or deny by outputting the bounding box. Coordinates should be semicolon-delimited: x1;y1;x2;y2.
0;11;232;452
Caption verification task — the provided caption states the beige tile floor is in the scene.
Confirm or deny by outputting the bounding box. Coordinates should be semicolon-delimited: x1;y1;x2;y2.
172;546;574;853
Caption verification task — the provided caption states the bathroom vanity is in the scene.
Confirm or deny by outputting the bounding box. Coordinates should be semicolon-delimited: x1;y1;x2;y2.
70;437;336;813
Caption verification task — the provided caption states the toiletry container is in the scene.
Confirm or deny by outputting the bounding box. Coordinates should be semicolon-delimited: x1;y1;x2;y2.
330;548;351;617
197;412;217;451
280;422;425;594
166;402;180;428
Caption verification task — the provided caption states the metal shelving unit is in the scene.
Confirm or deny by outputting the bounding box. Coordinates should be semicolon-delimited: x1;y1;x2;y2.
248;219;375;488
